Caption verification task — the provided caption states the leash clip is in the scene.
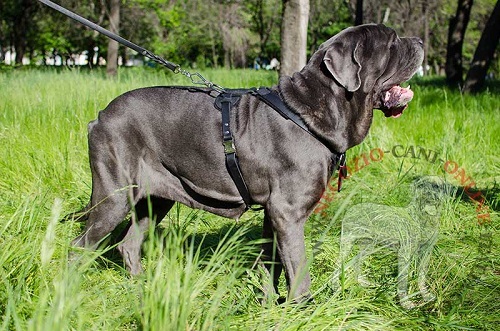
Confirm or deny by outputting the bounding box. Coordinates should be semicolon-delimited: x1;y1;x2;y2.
337;153;347;192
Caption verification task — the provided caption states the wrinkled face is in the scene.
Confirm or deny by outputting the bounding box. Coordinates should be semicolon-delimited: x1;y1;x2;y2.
374;34;424;117
322;24;424;118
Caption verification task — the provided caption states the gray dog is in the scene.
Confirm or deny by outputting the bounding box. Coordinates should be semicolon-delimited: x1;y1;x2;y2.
69;24;424;301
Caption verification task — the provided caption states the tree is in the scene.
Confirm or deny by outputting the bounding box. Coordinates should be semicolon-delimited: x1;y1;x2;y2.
2;0;37;64
219;2;253;69
463;0;500;92
308;0;351;56
248;0;281;59
422;1;430;75
280;0;309;76
2;0;496;81
354;0;363;25
106;0;120;77
445;0;474;87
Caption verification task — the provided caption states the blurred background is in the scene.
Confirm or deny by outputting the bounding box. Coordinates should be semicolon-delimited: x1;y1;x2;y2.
1;0;498;92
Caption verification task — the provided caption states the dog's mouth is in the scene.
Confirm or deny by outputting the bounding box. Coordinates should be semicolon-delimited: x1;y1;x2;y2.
378;85;414;118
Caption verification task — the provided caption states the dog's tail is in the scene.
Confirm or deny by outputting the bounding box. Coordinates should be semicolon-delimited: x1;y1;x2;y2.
61;203;90;223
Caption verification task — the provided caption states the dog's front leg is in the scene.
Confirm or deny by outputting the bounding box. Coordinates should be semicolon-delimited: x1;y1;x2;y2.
269;209;311;302
416;241;436;303
398;246;416;309
260;212;283;300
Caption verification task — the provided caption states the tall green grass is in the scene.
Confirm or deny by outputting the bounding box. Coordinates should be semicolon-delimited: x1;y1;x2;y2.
0;68;498;330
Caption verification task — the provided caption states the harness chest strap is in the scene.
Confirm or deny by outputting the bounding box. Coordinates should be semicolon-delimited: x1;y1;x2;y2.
215;88;347;209
219;92;253;208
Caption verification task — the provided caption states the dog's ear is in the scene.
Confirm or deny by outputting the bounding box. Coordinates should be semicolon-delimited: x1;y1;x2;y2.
323;41;362;92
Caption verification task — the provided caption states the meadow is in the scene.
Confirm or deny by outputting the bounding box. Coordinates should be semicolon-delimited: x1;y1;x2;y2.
0;67;498;330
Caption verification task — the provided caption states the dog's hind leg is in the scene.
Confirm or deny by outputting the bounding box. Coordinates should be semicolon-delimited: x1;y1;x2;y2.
70;185;131;251
70;153;134;252
117;197;174;275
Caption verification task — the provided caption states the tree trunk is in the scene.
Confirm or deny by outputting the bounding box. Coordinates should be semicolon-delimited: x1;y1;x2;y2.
354;0;363;26
106;0;120;77
254;0;276;58
423;2;429;75
463;0;500;93
445;0;473;88
280;0;309;77
12;0;35;65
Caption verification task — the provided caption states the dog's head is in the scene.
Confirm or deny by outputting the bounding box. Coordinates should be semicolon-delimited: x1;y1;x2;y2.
321;24;424;118
279;24;424;152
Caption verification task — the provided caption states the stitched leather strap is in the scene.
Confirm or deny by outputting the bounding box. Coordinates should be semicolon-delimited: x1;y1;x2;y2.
254;87;347;192
215;88;348;210
254;87;310;134
219;94;253;208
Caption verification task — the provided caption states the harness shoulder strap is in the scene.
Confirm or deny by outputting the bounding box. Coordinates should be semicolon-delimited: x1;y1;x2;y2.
254;87;310;134
254;87;347;191
214;87;348;210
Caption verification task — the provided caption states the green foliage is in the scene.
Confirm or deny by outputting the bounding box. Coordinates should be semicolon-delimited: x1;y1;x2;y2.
0;69;498;330
308;0;352;54
463;0;499;71
1;0;498;78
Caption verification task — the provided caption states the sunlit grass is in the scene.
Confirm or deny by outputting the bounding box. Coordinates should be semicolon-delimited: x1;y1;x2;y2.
0;68;498;330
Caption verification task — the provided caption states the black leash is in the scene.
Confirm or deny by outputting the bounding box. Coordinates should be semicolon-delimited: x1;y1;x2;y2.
38;0;225;92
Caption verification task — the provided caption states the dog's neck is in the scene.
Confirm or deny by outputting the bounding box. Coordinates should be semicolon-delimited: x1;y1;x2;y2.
278;63;375;153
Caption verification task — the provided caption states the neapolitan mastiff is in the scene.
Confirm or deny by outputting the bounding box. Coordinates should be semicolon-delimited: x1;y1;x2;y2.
69;24;424;301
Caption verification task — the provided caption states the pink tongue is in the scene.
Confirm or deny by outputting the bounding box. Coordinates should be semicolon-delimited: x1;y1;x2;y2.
384;86;414;109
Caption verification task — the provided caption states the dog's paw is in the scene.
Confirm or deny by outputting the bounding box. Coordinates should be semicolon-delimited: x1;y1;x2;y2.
276;293;314;306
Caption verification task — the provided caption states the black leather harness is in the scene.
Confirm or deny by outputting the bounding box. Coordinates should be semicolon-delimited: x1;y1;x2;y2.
214;87;347;210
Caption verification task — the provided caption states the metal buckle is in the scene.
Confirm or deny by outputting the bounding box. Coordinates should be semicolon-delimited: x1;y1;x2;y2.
337;153;347;192
337;152;346;169
223;140;235;154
